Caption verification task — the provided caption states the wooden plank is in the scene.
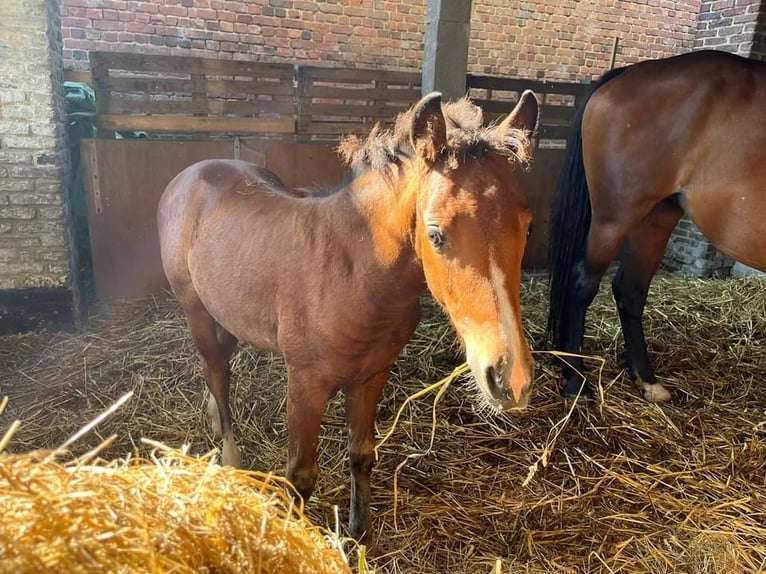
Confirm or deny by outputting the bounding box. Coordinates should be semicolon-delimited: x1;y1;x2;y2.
64;70;93;84
301;85;421;102
300;66;420;84
303;103;409;119
206;99;297;116
102;95;295;117
200;59;295;79
298;122;377;135
535;125;572;141
467;74;590;97
91;52;294;79
98;115;295;134
106;77;193;93
475;100;576;123
204;79;295;97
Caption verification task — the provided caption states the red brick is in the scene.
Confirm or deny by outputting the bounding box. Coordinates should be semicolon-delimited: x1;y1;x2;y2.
59;0;729;83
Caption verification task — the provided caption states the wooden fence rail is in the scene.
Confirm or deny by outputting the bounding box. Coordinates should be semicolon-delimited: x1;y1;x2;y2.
88;52;588;145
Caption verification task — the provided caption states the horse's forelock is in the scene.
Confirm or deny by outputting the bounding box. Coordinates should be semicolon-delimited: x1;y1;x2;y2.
338;97;532;175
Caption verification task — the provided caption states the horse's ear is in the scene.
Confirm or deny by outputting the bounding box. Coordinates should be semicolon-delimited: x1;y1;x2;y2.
498;90;539;134
410;92;447;165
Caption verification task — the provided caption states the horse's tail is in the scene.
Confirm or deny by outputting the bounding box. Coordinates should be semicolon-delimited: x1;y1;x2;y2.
546;66;629;348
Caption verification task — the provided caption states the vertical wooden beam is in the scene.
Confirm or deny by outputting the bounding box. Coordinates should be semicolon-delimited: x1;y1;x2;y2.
421;0;473;100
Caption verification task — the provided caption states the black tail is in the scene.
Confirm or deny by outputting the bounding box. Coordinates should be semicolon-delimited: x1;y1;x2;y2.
546;66;629;348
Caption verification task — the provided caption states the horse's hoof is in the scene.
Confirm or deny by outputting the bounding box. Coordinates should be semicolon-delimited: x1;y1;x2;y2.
221;433;241;468
638;381;671;403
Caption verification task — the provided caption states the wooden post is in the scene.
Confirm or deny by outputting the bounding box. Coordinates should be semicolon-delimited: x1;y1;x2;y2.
422;0;473;100
609;36;620;70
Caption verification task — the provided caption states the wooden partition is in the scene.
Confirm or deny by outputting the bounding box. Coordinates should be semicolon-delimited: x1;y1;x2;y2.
296;66;421;138
82;139;346;300
81;53;587;299
90;52;296;136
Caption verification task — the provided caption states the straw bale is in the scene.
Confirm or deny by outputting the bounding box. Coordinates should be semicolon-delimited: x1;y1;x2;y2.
1;274;765;573
0;446;352;574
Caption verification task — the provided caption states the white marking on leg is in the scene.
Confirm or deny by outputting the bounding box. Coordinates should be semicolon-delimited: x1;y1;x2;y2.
207;393;222;438
221;431;241;468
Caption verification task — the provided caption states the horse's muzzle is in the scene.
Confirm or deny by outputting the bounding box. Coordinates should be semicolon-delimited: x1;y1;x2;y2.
485;358;534;410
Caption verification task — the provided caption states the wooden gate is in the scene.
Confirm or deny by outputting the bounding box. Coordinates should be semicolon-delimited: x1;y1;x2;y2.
81;52;587;300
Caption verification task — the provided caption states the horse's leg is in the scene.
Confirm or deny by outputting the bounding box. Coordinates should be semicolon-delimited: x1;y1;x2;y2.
183;300;240;467
207;325;238;438
344;368;390;541
285;366;333;509
559;219;632;397
612;198;683;402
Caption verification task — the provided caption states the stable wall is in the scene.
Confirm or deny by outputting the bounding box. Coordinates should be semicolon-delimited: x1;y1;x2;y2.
0;0;77;331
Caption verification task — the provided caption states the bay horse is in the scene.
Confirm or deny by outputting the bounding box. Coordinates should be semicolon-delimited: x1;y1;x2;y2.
548;50;766;402
158;91;539;539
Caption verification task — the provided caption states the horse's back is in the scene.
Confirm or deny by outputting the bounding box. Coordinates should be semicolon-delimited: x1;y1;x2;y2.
584;51;766;270
157;159;290;312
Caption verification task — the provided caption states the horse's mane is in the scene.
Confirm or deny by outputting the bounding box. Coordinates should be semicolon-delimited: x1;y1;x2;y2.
337;98;533;175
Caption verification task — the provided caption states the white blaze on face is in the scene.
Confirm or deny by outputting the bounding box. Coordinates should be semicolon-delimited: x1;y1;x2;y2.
489;259;528;403
489;260;515;349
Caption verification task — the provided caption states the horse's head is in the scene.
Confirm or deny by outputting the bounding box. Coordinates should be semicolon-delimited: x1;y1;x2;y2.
410;91;539;411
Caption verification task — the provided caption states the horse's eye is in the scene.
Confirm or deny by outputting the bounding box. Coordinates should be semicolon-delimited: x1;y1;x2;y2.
526;223;535;238
427;225;447;250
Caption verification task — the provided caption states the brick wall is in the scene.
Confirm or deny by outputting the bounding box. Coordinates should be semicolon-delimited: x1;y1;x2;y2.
60;0;700;81
0;0;77;329
695;0;764;54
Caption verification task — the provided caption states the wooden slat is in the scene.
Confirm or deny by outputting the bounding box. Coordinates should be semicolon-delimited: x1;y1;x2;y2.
299;122;377;135
204;79;295;97
92;52;293;79
64;70;93;83
103;98;296;117
539;104;578;123
535;125;572;140
300;66;420;84
106;77;193;93
206;100;297;115
104;77;294;99
475;99;576;123
303;103;409;119
98;115;295;134
301;85;421;102
467;74;590;97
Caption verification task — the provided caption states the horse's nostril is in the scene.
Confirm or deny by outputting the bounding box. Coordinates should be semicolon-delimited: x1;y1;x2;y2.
485;365;503;394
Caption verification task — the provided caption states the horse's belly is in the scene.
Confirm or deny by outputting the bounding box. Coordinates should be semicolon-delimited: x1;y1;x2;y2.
188;250;282;352
685;180;766;272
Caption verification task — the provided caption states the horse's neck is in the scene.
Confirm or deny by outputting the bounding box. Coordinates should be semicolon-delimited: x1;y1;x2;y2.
341;167;421;271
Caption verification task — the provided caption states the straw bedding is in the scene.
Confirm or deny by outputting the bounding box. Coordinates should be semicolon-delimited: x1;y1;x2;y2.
1;274;765;573
0;440;352;574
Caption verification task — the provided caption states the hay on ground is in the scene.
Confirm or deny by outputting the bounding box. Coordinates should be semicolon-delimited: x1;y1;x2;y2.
1;274;765;573
0;428;352;573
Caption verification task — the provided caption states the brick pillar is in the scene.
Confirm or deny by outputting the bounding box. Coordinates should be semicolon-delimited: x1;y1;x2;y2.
661;0;765;277
0;0;78;332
